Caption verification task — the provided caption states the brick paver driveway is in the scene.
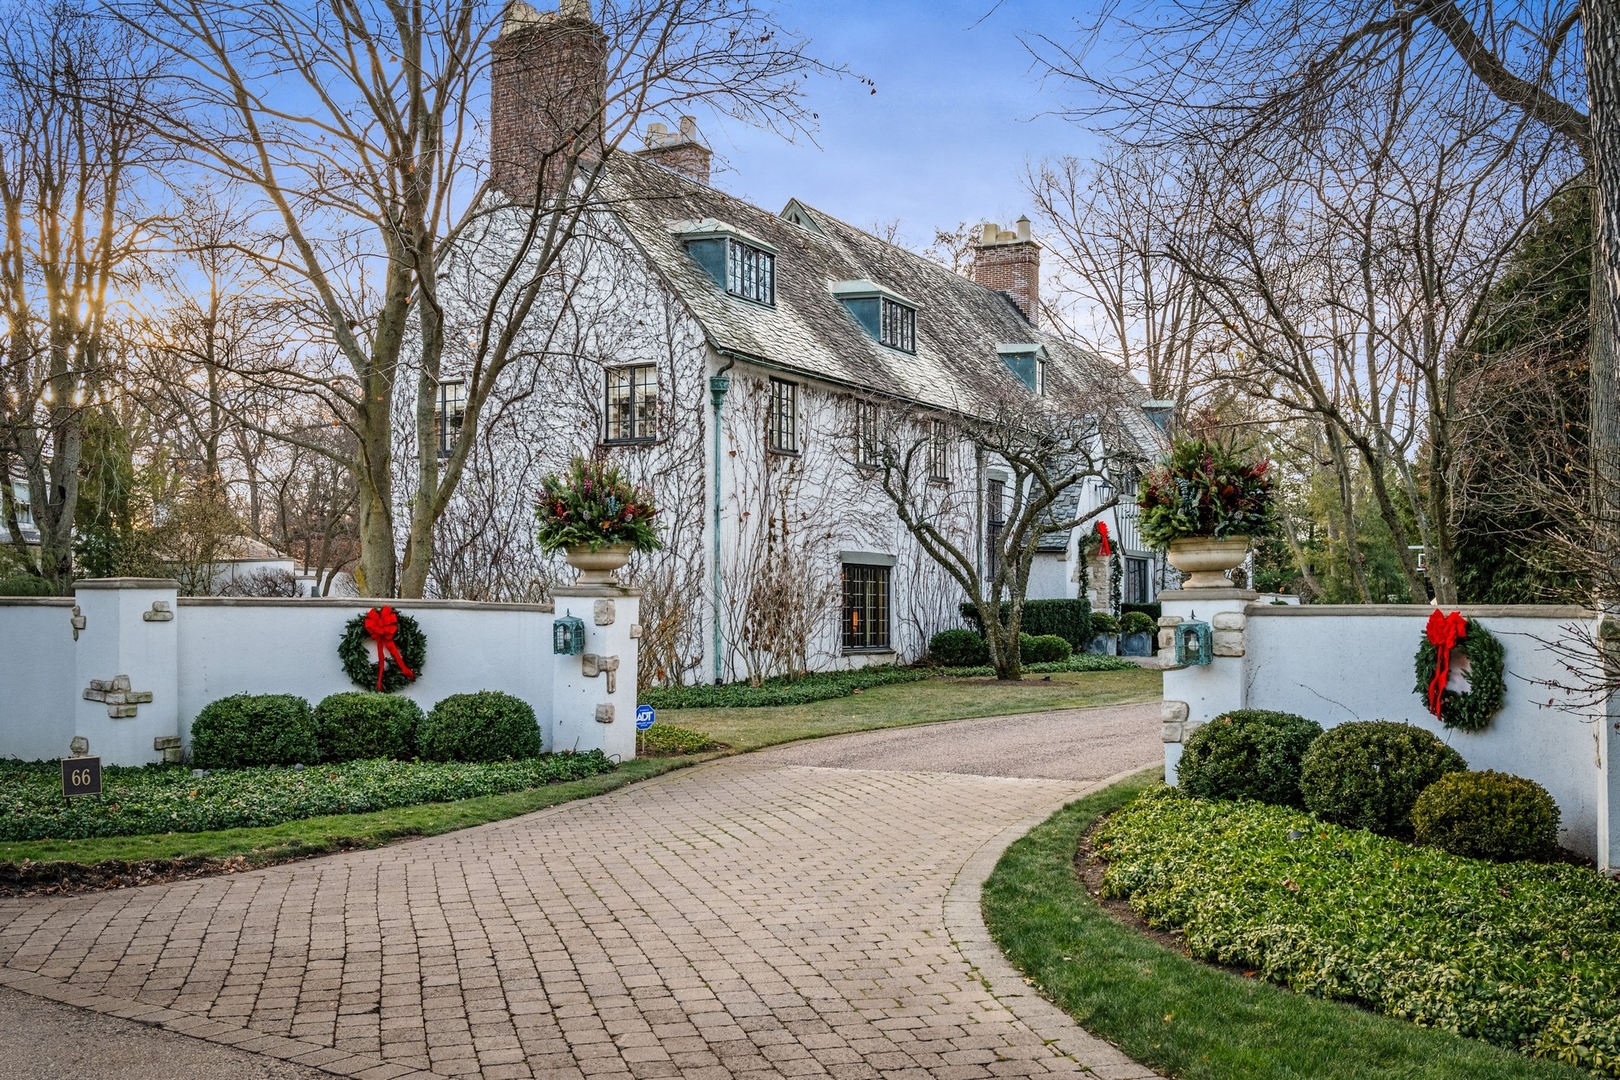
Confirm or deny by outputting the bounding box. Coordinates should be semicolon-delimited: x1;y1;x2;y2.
0;704;1161;1080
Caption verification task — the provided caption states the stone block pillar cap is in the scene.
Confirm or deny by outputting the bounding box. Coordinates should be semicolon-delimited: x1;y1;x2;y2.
74;577;182;590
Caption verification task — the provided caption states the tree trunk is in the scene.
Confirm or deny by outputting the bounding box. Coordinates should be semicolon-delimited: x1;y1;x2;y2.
1589;1;1620;601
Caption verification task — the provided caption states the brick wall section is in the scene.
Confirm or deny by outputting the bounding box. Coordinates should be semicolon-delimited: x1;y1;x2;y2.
972;222;1041;327
489;10;606;199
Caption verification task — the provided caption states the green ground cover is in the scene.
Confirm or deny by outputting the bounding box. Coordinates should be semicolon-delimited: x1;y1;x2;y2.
0;752;615;841
1099;789;1620;1075
982;771;1583;1080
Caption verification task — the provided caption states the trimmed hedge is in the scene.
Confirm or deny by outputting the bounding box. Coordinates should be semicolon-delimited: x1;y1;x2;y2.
1177;709;1323;807
936;654;1138;676
1098;789;1620;1073
1089;612;1121;637
1121;601;1162;624
190;694;318;769
416;691;540;762
959;597;1094;648
929;628;990;667
1300;720;1468;836
1021;633;1073;663
0;752;614;841
640;666;927;710
1412;770;1561;863
312;692;422;763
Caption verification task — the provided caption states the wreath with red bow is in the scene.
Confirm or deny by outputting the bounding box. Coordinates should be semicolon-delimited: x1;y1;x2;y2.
338;607;426;693
1413;611;1505;733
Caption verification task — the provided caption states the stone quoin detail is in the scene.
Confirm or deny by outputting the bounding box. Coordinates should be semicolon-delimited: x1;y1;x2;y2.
69;605;85;639
1156;614;1184;652
593;598;615;625
595;702;615;724
83;675;154;719
143;599;174;622
582;652;621;694
153;735;184;763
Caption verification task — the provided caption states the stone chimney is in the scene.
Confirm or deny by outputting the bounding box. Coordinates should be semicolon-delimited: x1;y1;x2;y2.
634;115;712;185
971;217;1041;326
489;0;607;199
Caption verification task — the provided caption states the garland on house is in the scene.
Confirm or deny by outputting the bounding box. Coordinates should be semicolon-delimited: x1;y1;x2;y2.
1110;550;1123;616
339;607;426;693
1413;611;1505;732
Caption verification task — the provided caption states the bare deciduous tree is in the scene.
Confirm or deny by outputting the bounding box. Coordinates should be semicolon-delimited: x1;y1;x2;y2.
0;2;166;591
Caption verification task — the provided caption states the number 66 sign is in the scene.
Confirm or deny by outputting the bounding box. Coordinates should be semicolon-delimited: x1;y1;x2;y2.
61;756;102;798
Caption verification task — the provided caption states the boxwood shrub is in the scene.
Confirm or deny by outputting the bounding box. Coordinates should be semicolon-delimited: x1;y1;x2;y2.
930;628;990;667
1177;709;1323;807
959;597;1093;648
190;693;318;769
1299;720;1467;835
1020;633;1073;663
1412;770;1560;862
1120;611;1158;638
1088;612;1121;637
417;691;540;762
312;692;423;763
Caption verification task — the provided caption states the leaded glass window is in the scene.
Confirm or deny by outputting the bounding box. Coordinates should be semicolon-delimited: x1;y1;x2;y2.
880;298;915;352
769;378;798;453
605;365;658;442
842;563;891;651
727;240;775;305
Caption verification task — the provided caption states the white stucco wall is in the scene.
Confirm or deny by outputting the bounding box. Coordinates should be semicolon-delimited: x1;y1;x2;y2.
0;598;78;761
0;587;612;765
177;598;557;752
1161;597;1610;862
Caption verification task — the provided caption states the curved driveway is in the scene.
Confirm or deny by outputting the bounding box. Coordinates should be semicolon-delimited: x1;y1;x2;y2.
0;704;1161;1080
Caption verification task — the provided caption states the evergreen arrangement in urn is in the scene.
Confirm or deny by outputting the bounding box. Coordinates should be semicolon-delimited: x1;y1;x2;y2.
535;456;663;554
1137;439;1275;547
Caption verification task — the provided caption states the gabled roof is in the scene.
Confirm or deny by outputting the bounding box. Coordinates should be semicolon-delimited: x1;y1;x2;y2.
598;152;1155;437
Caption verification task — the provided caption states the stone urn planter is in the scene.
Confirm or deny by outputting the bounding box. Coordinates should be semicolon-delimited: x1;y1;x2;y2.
1167;536;1251;589
564;544;632;585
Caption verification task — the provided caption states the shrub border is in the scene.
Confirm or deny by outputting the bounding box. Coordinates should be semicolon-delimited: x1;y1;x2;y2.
980;772;1581;1080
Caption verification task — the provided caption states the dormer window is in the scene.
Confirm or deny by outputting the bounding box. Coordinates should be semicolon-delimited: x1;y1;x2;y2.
672;219;778;307
832;280;918;354
880;299;915;352
997;344;1047;394
727;240;775;305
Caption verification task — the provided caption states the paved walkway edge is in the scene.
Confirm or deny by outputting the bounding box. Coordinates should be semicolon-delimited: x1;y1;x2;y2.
943;763;1164;1080
0;963;433;1079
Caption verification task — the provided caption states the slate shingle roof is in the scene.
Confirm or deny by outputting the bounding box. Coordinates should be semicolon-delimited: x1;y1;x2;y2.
598;152;1158;441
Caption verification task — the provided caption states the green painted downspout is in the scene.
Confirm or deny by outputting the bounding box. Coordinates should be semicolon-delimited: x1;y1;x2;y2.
709;358;735;685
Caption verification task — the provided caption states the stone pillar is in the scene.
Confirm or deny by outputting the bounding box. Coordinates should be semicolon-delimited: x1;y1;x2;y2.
551;584;640;760
72;578;181;766
1158;587;1255;785
1597;612;1620;874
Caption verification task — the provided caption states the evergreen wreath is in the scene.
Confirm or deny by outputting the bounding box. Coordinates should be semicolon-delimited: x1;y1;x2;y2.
1413;616;1506;732
338;608;427;693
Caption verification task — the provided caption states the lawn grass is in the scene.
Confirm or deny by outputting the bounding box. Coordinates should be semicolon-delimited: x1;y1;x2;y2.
982;770;1584;1080
677;667;1162;752
0;668;1162;877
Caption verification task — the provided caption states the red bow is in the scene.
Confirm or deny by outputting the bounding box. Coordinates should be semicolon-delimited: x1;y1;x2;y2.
363;606;416;691
1097;522;1112;557
1425;609;1467;718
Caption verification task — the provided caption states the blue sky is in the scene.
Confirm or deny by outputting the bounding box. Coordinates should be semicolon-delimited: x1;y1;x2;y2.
705;0;1099;249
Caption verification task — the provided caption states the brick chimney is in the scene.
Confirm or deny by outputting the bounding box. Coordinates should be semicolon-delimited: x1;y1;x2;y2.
971;217;1041;326
489;0;607;199
634;116;712;185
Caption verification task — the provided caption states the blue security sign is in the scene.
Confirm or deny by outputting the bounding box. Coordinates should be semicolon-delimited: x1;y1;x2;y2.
635;704;656;731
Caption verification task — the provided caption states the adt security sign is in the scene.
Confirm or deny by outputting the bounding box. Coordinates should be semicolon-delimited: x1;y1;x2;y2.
635;704;656;731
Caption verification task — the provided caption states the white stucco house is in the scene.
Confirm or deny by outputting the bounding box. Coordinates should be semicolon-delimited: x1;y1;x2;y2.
408;1;1169;684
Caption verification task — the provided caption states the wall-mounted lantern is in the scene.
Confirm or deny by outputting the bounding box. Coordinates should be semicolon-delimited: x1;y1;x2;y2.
1175;619;1213;666
553;615;586;655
